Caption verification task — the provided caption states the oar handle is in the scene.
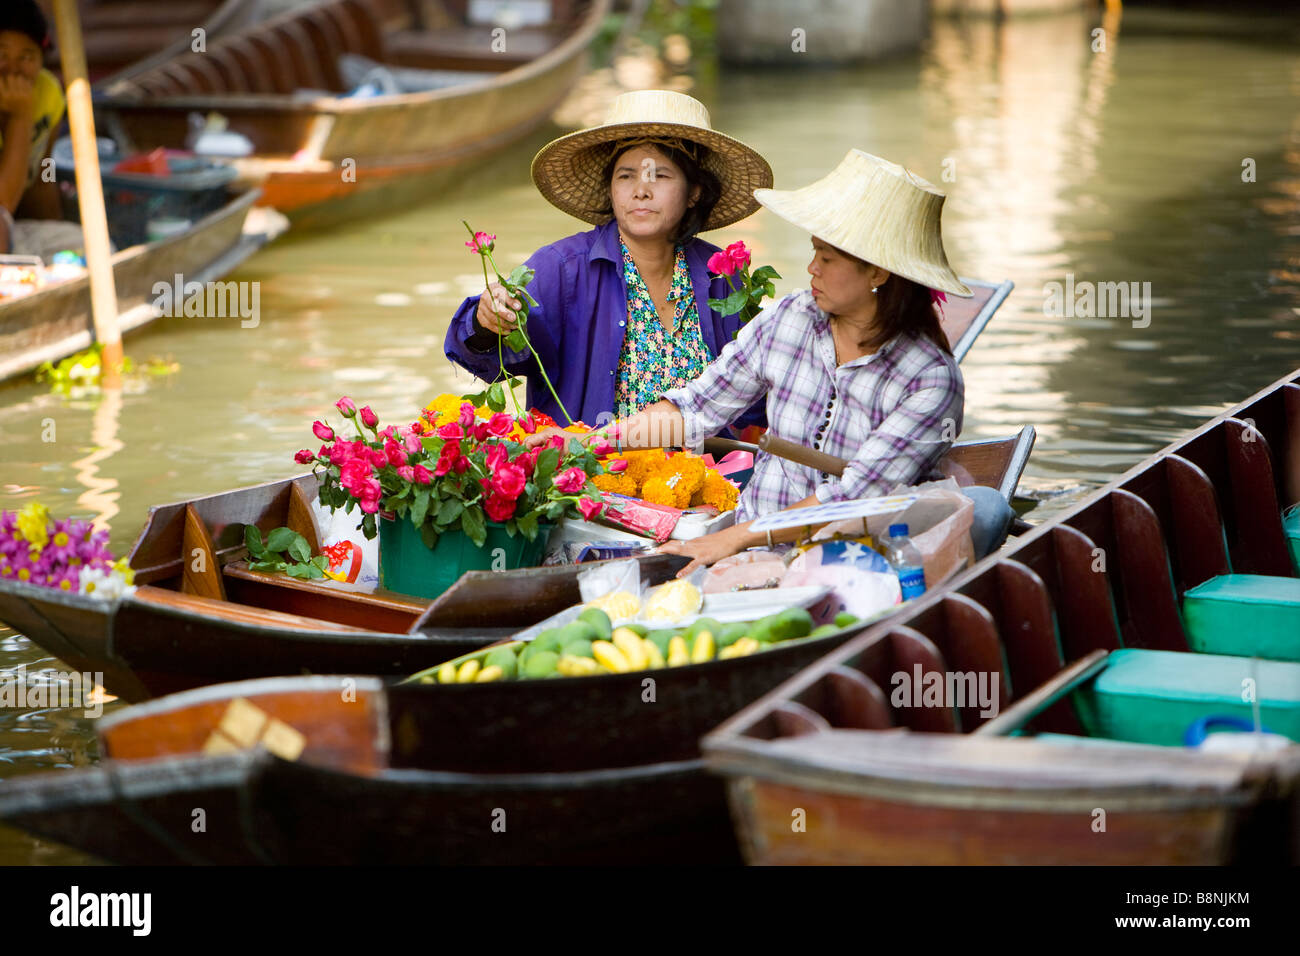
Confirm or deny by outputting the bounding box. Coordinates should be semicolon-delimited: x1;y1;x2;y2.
757;434;848;477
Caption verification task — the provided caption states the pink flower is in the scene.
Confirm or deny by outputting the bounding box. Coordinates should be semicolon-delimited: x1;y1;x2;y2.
707;250;737;277
483;493;515;523
473;422;491;442
434;455;454;478
607;458;628;473
547;434;567;451
465;231;496;255
378;426;397;441
519;416;537;434
358;479;383;514
437;423;465;440
491;462;527;499
591;439;615;457
294;449;314;465
359;405;379;428
516;449;538;477
553;467;587;495
335;397;357;418
485;412;513;437
339;459;372;494
484;444;508;471
412;465;432;485
312;421;334;442
458;402;476;429
453;456;470;474
385;441;407;468
724;241;751;271
404;431;423;454
365;447;388;469
578;497;604;521
396;465;416;483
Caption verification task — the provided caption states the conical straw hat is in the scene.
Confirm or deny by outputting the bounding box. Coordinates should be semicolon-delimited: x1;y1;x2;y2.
754;149;971;296
531;90;773;231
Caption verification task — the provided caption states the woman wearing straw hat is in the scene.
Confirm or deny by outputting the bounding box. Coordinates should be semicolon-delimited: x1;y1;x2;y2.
529;149;1014;570
444;90;772;427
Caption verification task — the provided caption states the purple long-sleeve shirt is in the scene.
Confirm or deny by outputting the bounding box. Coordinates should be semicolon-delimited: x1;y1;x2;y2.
444;219;764;428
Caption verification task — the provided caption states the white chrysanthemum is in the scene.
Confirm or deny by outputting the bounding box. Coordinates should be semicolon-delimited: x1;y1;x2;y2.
78;566;137;601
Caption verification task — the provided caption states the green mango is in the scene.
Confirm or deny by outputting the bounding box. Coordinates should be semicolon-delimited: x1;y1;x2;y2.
809;624;840;639
622;622;649;638
646;629;677;656
484;646;519;678
834;612;860;629
685;617;722;640
577;607;613;641
557;620;599;645
522;650;560;679
717;622;750;648
769;608;814;642
747;618;776;644
562;638;595;659
531;628;566;654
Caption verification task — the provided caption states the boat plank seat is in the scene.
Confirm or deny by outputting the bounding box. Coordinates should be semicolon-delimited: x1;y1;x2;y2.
300;9;350;90
871;627;958;733
332;0;387;62
824;665;893;730
383;26;561;71
130;585;369;632
932;593;1010;731
221;560;427;634
223;39;277;94
244;34;298;94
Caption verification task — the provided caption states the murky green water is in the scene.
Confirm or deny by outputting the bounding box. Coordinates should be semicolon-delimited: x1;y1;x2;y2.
1;7;1298;863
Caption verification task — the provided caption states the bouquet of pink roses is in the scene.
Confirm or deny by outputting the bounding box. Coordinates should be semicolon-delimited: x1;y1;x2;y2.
707;240;781;329
296;395;617;549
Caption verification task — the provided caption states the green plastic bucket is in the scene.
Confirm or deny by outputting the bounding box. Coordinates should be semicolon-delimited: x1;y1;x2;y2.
378;513;551;599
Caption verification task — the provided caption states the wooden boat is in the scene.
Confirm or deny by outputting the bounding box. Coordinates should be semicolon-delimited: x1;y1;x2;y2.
0;189;283;384
703;367;1300;865
0;421;1031;704
93;0;612;225
67;0;266;85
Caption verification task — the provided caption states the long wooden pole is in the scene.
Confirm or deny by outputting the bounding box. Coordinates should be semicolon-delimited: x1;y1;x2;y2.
51;0;122;386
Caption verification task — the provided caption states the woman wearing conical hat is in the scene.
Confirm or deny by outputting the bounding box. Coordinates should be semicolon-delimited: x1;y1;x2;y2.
529;149;1014;568
444;90;773;428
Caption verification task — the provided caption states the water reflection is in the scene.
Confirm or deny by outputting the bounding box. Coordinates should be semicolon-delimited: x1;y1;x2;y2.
70;387;124;530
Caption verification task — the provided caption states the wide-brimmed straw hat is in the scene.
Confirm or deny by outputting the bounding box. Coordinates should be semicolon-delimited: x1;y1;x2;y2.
754;149;971;297
531;90;773;231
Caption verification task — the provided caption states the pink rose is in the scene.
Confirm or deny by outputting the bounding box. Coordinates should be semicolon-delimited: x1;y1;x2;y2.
358;480;383;514
473;422;490;442
483;493;515;523
458;402;476;429
553;466;587;495
385;441;407;468
339;459;372;494
465;231;496;255
379;426;397;441
294;449;314;465
312;421;334;442
404;431;423;454
591;439;615;457
491;462;527;499
516;449;538;477
707;250;737;277
607;458;628;473
519;416;537;434
547;434;567;451
335;397;357;418
486;412;513;437
434;455;454;478
365;446;388;469
412;465;432;485
724;241;751;271
578;497;604;521
485;444;508;471
396;465;416;483
453;456;470;474
359;405;379;428
437;423;464;440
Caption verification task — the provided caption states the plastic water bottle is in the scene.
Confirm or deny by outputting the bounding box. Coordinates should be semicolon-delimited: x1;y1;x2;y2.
885;523;926;600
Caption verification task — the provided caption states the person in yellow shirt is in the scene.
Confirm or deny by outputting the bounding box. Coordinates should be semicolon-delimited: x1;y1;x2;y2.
0;2;83;260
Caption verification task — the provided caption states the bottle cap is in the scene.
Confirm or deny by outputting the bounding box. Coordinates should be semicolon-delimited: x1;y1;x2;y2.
889;523;908;538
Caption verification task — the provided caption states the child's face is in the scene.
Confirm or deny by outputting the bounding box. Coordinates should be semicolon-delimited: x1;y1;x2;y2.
0;31;41;81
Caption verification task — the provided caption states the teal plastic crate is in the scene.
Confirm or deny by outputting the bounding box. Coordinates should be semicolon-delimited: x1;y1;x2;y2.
1285;506;1300;575
1182;574;1300;661
1074;648;1300;746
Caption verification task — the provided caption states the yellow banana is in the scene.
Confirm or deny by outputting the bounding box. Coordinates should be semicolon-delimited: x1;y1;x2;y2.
667;635;690;667
456;659;481;683
437;662;457;684
475;665;504;682
642;638;665;669
592;640;631;673
612;628;648;670
691;631;715;664
732;637;760;656
558;655;599;677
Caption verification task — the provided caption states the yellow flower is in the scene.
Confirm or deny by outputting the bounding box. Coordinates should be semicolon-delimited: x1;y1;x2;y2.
112;557;135;586
423;393;466;428
641;475;693;509
15;502;50;548
696;472;739;512
592;472;638;496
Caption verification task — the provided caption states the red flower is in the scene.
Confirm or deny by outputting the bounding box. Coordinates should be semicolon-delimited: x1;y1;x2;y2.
437;423;465;440
453;456;470;474
473;422;491;442
465;231;496;255
591;439;615;457
385;441;407;468
520;416;537;434
412;465;432;485
484;444;508;471
547;434;567;452
486;412;513;437
339;459;372;495
553;466;588;495
358;479;383;514
365;446;388;469
707;250;737;277
294;449;314;465
359;405;379;428
491;462;527;499
312;421;334;442
724;241;751;271
515;449;538;477
578;497;604;521
483;493;515;523
607;458;628;473
396;465;415;483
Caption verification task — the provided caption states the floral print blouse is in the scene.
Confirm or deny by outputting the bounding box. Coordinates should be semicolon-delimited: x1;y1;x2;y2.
614;238;713;416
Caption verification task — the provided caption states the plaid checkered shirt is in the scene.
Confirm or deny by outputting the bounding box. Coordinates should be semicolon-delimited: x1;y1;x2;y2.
661;290;965;522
